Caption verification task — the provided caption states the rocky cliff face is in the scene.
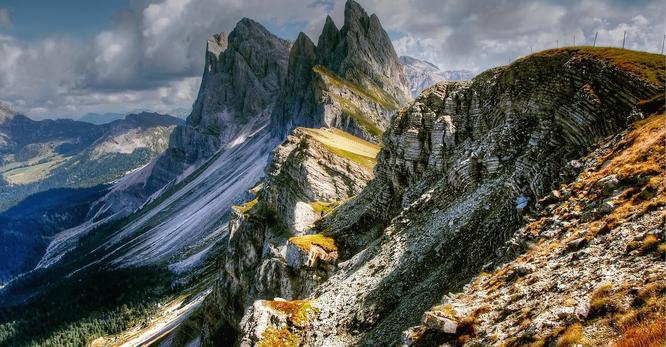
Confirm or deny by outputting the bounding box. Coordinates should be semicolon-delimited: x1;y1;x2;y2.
273;0;409;142
201;127;379;345
405;112;665;347
400;56;475;98
98;19;291;219
211;47;664;346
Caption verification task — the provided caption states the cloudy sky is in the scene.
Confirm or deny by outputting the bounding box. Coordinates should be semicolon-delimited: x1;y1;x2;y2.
0;0;663;120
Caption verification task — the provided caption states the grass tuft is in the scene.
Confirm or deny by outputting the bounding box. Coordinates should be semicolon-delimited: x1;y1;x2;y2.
265;299;318;328
614;315;666;347
556;324;584;347
309;200;339;216
233;198;258;215
258;326;298;347
288;234;337;253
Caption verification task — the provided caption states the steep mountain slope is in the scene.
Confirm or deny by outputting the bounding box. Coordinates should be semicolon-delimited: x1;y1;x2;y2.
200;127;379;345
206;47;664;346
94;18;291;222
2;3;400;345
0;112;182;283
272;0;409;142
33;1;407;280
406;112;665;346
400;56;475;98
0;186;109;284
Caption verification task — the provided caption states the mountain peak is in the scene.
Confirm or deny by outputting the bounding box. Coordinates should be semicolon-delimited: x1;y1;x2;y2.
227;17;290;51
344;0;370;28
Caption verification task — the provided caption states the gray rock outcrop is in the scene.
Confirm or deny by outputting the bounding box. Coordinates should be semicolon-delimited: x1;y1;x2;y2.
201;127;378;345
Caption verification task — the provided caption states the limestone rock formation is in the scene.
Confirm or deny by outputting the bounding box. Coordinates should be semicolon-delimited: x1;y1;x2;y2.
263;127;377;231
404;113;665;346
98;19;291;218
273;0;410;142
400;56;475;98
201;127;378;345
223;47;664;346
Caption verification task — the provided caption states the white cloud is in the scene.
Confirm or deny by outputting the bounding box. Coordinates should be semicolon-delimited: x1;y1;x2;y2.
0;0;664;120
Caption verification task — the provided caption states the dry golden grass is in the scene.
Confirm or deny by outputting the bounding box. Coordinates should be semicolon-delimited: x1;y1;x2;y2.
258;326;298;347
614;316;666;347
233;198;258;214
288;234;337;253
530;47;665;87
639;235;659;253
309;200;339;216
584;114;665;238
590;283;621;318
265;299;318;327
557;324;585;347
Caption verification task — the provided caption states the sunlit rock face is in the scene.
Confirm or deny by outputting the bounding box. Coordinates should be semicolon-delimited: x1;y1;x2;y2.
201;126;378;345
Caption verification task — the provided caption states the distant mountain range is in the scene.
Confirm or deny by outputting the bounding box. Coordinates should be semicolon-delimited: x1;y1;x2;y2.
0;110;183;283
78;111;189;125
400;55;475;97
77;112;126;125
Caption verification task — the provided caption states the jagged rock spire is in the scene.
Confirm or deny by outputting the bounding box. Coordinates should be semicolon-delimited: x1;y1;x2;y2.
189;18;290;128
272;0;410;141
316;15;341;71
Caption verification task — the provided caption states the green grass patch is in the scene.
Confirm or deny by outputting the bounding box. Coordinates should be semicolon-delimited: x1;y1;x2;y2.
529;47;665;87
322;144;377;169
298;127;380;170
313;65;400;110
309;200;339;216
233;198;258;215
330;95;383;138
288;234;337;253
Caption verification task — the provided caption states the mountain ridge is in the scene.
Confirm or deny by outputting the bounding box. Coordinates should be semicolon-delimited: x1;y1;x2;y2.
400;55;475;98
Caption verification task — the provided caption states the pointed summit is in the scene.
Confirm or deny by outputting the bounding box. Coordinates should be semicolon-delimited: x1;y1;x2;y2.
152;16;290;191
335;0;409;104
272;0;409;141
317;16;341;70
343;0;370;32
190;17;290;128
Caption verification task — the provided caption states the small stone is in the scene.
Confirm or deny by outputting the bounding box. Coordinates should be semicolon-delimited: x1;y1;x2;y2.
598;200;615;214
516;196;530;211
596;175;619;194
566;237;588;252
513;264;535;277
